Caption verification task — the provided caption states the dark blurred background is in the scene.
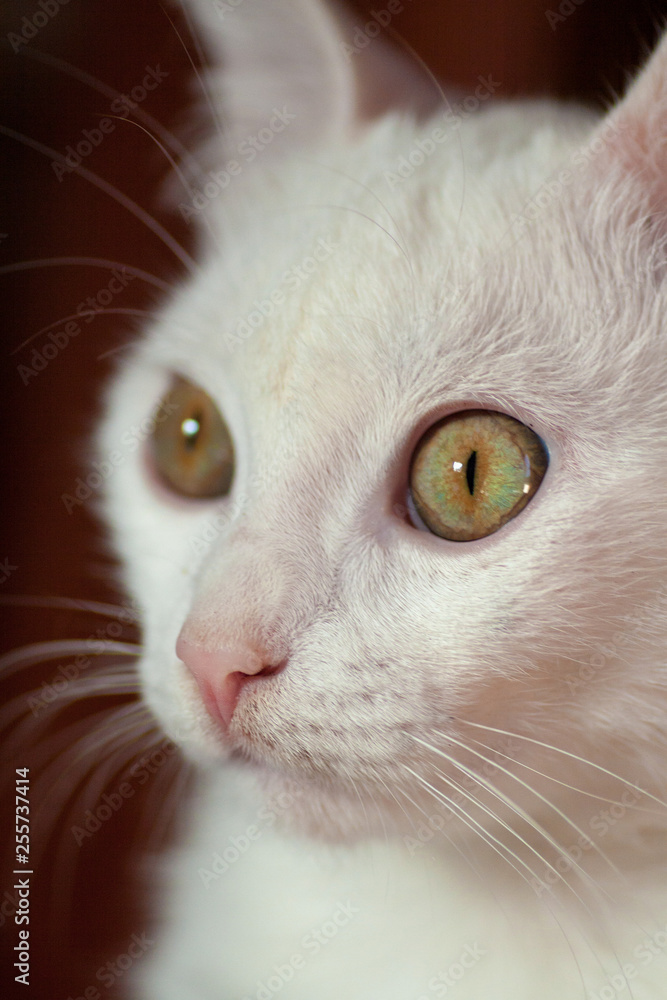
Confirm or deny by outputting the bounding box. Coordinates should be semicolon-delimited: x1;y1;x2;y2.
2;0;667;996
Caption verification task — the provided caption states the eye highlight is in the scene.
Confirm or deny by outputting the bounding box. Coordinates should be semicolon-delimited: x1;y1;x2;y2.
150;377;234;498
408;410;548;541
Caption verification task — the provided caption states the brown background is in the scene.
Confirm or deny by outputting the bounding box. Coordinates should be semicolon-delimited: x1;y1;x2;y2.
2;0;667;996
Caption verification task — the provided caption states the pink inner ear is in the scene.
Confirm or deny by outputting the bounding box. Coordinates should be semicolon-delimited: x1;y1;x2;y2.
596;33;667;198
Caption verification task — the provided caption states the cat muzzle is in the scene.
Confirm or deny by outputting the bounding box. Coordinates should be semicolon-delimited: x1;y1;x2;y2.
176;634;284;728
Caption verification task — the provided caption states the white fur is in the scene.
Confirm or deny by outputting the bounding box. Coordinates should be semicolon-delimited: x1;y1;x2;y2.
97;2;667;997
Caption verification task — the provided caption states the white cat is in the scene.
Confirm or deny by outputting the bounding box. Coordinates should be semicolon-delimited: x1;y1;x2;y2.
97;1;667;997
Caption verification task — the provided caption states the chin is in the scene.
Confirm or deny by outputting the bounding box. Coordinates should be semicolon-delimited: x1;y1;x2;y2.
248;765;395;841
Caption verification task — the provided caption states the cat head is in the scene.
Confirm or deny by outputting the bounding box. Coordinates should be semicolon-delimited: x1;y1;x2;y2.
99;0;667;840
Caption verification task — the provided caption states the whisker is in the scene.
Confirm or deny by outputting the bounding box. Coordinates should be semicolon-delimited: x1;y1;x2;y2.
139;750;193;854
375;773;416;832
430;729;622;881
393;776;489;884
103;114;224;253
9;309;152;356
383;24;457;120
466;732;667;818
0;640;140;679
23;45;206;182
0;256;170;290
403;764;553;892
0;594;139;619
403;763;618;988
302;203;413;268
1;664;139;730
108;115;199;201
458;720;667;812
405;770;589;996
45;707;163;947
297;157;413;260
44;704;153;810
422;729;665;956
97;342;141;361
162;1;227;143
1;669;140;757
343;767;374;838
406;731;659;983
21;704;149;855
0;125;197;274
382;23;468;236
406;744;601;906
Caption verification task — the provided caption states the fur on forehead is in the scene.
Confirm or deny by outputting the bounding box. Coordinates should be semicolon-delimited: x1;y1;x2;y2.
149;98;666;463
169;0;667;436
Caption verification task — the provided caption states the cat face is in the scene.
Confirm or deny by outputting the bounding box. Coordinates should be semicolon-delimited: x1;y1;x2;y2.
100;0;667;837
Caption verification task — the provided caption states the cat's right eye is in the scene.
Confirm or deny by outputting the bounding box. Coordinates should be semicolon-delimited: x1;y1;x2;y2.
150;377;234;498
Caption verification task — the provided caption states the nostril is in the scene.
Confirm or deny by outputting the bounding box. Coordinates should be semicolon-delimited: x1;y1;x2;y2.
176;634;287;730
255;658;287;679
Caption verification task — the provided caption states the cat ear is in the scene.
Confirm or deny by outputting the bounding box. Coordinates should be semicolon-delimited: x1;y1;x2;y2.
180;0;437;156
594;33;667;203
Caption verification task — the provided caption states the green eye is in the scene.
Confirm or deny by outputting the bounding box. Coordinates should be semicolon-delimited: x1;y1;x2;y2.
150;377;234;498
409;410;548;541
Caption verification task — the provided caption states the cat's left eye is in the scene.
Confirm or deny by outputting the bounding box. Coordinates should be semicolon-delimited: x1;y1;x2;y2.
408;410;548;541
150;377;234;498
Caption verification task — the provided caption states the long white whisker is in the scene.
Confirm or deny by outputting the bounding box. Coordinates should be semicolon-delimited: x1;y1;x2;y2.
0;640;139;678
9;309;152;355
302;203;413;269
0;125;197;274
407;743;602;906
140;752;193;854
23;45;207;182
110;115;223;254
466;733;667;817
344;768;374;839
0;256;170;289
22;704;150;866
403;763;621;987
382;22;468;236
163;0;227;144
1;665;139;736
407;731;659;982
393;776;490;885
384;24;456;120
458;720;667;811
375;773;416;833
49;711;164;947
0;594;139;619
403;764;555;892
298;157;411;252
431;729;622;882
110;115;199;201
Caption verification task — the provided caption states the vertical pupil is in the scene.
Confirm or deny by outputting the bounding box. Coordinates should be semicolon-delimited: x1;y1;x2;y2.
465;451;477;495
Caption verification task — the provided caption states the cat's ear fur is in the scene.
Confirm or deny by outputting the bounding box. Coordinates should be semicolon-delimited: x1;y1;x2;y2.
180;0;437;157
594;32;667;205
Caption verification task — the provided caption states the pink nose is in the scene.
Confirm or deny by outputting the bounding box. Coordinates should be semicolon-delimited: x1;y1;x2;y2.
176;635;282;728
